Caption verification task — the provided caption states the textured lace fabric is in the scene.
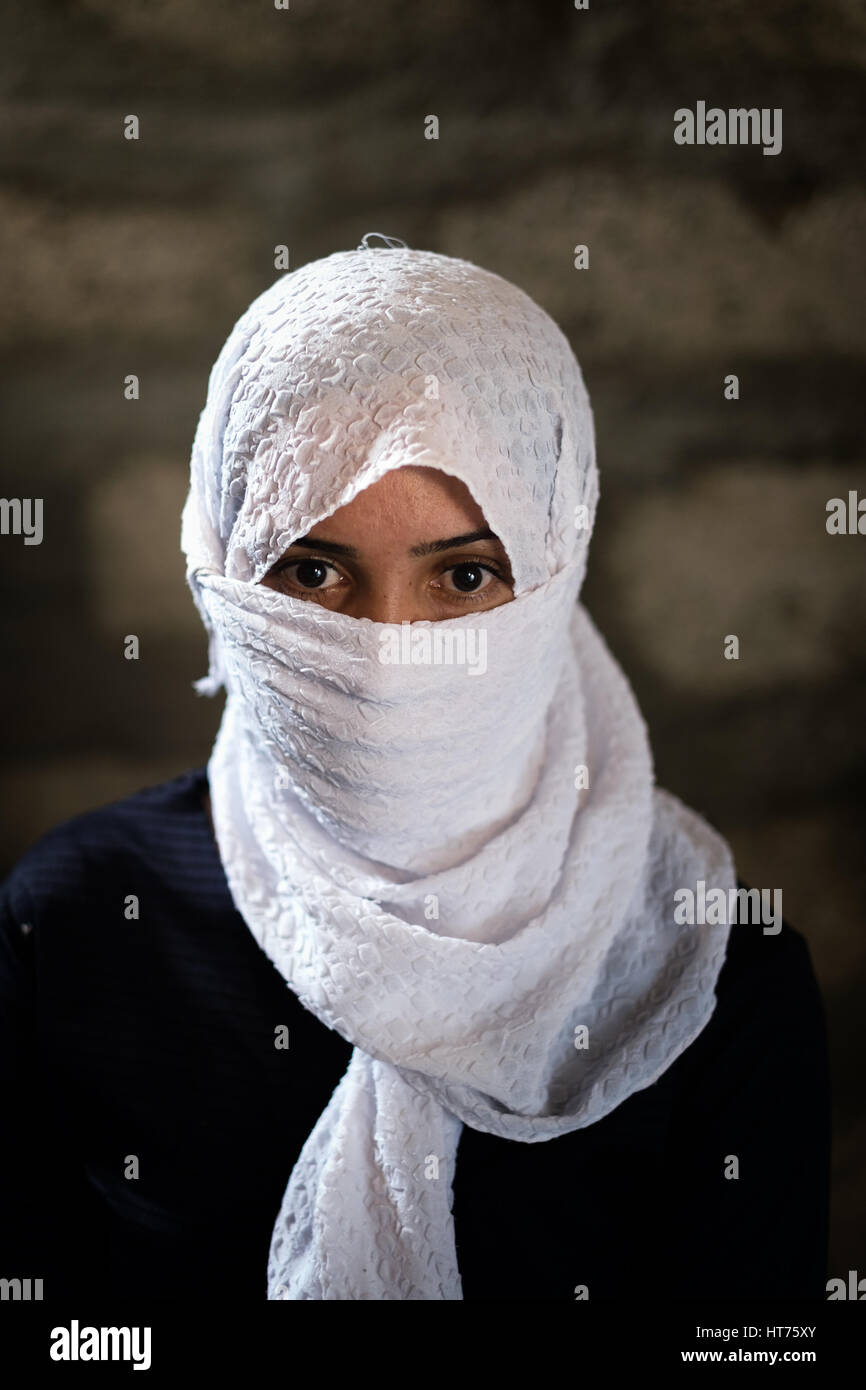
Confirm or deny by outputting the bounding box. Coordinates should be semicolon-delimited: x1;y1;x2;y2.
180;242;736;1300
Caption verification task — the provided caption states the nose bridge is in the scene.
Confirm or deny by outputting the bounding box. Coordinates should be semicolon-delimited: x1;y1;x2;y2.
349;581;426;624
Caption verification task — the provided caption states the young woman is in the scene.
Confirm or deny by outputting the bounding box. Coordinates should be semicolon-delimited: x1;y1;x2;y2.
0;239;830;1301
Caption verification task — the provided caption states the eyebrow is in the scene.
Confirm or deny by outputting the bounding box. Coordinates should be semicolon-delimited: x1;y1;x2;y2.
289;528;499;560
290;536;359;558
409;528;498;556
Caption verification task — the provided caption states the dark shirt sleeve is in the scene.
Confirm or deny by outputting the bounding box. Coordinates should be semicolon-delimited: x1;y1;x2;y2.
0;852;109;1298
663;920;831;1299
0;870;50;1282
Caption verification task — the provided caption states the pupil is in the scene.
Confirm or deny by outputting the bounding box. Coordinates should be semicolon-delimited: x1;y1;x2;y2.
296;559;328;588
452;564;483;592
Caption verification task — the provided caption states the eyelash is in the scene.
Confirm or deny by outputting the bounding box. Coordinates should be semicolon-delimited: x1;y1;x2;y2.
274;555;508;600
437;560;508;602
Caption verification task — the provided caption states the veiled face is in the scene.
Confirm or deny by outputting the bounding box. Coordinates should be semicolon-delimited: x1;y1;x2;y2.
259;465;515;623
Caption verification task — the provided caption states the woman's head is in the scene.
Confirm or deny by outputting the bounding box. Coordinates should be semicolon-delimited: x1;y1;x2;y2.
180;241;601;868
182;245;597;639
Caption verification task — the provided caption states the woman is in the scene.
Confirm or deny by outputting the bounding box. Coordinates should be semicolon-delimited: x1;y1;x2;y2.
0;237;830;1301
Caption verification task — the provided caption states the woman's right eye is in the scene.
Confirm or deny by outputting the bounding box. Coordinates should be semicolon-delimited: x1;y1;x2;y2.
280;558;344;591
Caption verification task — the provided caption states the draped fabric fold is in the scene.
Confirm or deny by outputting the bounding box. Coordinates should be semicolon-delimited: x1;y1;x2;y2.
180;242;735;1300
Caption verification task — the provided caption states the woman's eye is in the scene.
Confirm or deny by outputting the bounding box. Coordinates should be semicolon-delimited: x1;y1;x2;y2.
282;558;343;590
441;563;496;594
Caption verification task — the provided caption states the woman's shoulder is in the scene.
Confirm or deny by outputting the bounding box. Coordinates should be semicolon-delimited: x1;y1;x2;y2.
650;787;825;1048
676;887;828;1097
717;892;823;1009
0;766;211;920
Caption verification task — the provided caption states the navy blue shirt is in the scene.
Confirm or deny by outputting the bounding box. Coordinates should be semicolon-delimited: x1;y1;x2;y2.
0;768;831;1300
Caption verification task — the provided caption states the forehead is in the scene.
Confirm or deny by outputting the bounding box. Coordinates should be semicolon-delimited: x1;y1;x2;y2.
309;466;486;532
209;254;591;591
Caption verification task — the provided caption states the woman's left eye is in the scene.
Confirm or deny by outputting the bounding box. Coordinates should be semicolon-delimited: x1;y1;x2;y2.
439;563;497;595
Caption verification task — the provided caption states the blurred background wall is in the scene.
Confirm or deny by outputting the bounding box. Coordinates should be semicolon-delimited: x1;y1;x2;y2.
1;0;863;1278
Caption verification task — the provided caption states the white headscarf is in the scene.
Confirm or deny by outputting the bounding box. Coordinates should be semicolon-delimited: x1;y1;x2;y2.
180;240;736;1300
